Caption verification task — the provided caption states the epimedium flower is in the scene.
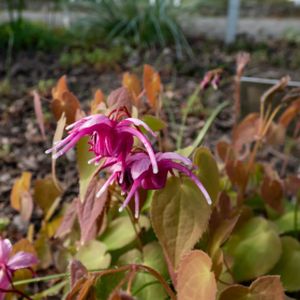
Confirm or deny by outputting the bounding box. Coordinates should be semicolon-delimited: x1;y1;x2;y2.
46;113;158;174
0;238;38;300
97;152;212;218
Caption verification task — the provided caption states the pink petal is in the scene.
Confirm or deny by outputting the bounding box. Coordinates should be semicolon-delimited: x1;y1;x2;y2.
130;156;152;180
0;269;10;289
7;252;38;271
0;239;12;264
96;172;117;198
157;152;192;165
119;181;140;212
120;118;157;137
119;127;158;174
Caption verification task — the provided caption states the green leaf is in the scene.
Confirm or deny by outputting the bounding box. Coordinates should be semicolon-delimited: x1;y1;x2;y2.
274;210;300;234
224;217;281;282
177;250;217;300
193;147;220;203
271;236;300;292
142;115;166;132
75;240;111;270
76;137;98;201
151;177;211;271
100;215;150;251
219;276;285;300
118;242;168;300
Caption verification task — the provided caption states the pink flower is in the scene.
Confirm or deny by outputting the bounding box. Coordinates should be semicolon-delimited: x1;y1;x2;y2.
0;239;38;300
97;152;212;218
46;114;158;174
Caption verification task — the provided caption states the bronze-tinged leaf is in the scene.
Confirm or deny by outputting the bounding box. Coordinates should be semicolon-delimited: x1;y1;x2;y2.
109;291;135;300
34;176;62;214
51;76;81;125
143;64;161;109
20;191;33;222
10;172;32;211
66;277;96;300
177;250;217;300
232;113;261;153
284;175;300;196
70;259;88;288
91;89;105;114
122;72;142;105
219;276;285;300
151;177;211;282
107;87;132;113
261;176;284;214
216;141;235;162
77;178;108;244
55;200;77;238
12;238;37;259
279;99;300;128
225;160;248;189
32;90;46;140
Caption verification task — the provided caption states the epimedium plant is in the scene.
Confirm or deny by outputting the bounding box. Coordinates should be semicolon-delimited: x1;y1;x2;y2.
3;59;300;299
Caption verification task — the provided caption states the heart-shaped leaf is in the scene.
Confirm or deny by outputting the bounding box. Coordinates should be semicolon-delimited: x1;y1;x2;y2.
224;217;281;282
271;236;300;292
219;276;285;300
193;147;220;203
151;177;211;274
177;250;217;300
143;64;161;109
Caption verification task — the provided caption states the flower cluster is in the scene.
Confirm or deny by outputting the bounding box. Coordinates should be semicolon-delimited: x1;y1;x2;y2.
47;108;211;217
0;239;38;300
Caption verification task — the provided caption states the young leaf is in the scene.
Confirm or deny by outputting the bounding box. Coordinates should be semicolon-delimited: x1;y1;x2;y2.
279;99;300;128
75;240;111;270
219;276;285;300
51;75;81;125
10;171;32;211
270;236;300;292
107;87;132;113
143;64;161;109
177;250;217;300
122;72;142;105
91;89;105;114
193;147;220;203
151;177;211;274
70;259;88;288
77;178;108;244
224;217;281;282
142;115;166;132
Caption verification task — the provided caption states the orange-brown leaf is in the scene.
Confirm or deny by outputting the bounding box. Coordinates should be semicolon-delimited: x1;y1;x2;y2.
279;99;300;128
91;89;105;114
10;172;32;211
122;72;142;106
143;64;161;109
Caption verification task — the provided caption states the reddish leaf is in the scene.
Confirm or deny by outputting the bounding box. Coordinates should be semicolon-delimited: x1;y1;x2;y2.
279;99;300;128
216;141;235;162
32;90;46;140
107;87;132;113
225;160;248;189
51;76;81;125
55;200;77;238
122;72;142;106
284;175;300;196
177;250;217;300
70;259;88;288
77;178;108;244
143;64;161;109
261;176;284;213
232;113;261;153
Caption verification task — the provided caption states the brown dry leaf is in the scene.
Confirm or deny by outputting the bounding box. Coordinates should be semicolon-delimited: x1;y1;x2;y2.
143;64;161;109
279;99;300;128
77;178;108;244
219;276;285;300
10;172;32;211
32;90;46;140
177;250;217;300
51;76;81;125
261;176;284;214
20;191;34;222
34;176;62;215
91;89;105;114
55;200;77;238
232;113;261;153
122;72;142;106
107;87;132;113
